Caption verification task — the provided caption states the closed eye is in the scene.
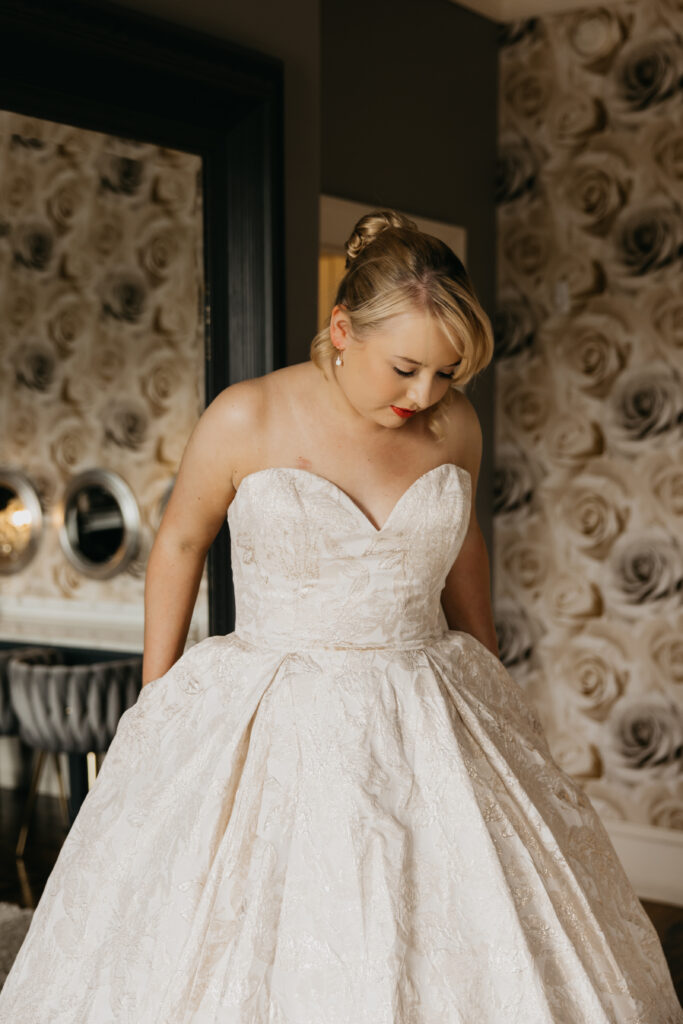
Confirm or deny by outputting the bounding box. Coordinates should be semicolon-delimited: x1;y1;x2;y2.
393;367;458;380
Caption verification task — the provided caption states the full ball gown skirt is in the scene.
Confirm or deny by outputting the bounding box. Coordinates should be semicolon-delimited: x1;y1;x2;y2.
0;464;681;1024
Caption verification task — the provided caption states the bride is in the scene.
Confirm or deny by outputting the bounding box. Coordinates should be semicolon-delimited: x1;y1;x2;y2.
1;209;681;1022
142;208;496;685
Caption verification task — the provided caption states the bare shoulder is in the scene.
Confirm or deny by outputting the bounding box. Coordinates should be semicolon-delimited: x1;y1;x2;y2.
204;363;314;470
157;367;312;552
257;361;317;400
222;360;311;429
207;375;267;442
217;362;310;408
155;376;267;553
441;388;483;487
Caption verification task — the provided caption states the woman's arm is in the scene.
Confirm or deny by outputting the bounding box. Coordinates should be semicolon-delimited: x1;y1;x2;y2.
141;534;208;686
440;393;500;659
441;518;499;658
141;380;261;686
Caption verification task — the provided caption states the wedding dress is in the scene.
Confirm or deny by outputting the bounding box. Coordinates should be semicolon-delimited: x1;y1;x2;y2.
1;463;681;1023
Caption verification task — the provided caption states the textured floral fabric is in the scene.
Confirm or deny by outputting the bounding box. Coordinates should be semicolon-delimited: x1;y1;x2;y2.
1;463;681;1023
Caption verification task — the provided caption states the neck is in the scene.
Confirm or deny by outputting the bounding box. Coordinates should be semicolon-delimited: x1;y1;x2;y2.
314;356;392;439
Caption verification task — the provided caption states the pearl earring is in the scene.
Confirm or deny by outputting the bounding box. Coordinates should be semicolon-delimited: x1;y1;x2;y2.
335;348;344;367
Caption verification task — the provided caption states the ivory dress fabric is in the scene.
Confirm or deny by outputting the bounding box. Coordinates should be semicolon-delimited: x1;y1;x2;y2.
1;463;681;1023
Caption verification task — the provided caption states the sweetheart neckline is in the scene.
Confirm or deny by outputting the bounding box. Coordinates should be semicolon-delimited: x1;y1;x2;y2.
227;462;471;534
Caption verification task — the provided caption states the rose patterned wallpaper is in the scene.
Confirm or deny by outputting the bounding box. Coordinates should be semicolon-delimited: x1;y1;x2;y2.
0;110;208;643
494;1;683;833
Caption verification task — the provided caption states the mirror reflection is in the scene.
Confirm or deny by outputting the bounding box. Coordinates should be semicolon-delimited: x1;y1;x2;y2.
0;469;43;574
64;485;125;565
58;469;140;579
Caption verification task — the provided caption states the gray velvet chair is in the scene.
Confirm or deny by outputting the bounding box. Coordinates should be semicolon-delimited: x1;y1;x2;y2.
0;645;62;766
7;648;142;857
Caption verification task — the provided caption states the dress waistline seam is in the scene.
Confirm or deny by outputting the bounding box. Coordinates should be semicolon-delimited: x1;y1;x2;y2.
233;632;448;653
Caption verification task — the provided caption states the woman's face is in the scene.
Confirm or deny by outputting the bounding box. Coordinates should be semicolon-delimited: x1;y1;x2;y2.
328;303;462;429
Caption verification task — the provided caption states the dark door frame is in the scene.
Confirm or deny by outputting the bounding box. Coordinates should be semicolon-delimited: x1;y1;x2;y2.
0;0;285;637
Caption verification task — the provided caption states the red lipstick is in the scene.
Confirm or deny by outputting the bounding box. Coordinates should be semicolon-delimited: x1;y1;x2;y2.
391;405;417;418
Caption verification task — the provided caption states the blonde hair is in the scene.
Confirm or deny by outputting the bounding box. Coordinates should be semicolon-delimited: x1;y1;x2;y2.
311;209;494;441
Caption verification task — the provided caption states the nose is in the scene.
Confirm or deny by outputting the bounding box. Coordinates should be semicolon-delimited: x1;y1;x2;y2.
405;374;436;409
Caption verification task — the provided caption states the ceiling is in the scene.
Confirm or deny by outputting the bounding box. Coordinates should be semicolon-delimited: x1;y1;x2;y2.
450;0;614;23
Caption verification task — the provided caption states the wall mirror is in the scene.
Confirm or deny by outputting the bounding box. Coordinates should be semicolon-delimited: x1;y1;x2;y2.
0;468;43;575
0;1;285;638
57;469;140;580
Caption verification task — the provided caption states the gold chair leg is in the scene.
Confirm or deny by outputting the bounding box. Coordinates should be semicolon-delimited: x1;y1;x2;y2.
53;753;70;830
15;858;35;909
16;749;46;859
86;751;98;790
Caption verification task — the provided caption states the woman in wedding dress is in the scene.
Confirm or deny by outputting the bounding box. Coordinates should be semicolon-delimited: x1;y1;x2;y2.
1;210;681;1023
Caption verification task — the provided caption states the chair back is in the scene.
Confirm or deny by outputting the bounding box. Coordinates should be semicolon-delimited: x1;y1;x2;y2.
8;652;142;754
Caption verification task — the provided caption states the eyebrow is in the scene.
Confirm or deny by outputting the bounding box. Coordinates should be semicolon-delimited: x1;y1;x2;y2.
392;355;460;367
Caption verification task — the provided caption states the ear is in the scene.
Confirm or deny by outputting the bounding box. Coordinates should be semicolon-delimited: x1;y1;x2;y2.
329;304;351;347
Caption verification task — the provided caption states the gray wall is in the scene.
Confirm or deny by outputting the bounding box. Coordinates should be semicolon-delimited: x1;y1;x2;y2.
320;0;499;551
105;0;321;367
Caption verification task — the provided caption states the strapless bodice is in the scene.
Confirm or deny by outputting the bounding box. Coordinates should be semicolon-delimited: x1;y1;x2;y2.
226;464;471;651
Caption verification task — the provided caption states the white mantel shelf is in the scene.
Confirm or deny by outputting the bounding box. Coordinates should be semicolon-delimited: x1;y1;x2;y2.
0;595;208;654
451;0;612;22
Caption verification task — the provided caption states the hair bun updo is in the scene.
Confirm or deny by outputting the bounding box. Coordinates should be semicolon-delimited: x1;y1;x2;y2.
311;206;494;443
343;209;418;269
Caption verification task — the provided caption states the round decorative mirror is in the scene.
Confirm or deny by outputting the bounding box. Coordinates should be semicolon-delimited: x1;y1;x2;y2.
57;469;141;579
0;468;44;574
